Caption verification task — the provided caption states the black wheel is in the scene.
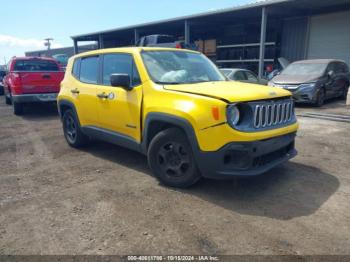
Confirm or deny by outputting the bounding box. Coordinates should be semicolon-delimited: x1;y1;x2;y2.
5;94;12;105
62;109;88;148
341;85;349;100
315;88;325;107
148;128;201;188
13;102;23;115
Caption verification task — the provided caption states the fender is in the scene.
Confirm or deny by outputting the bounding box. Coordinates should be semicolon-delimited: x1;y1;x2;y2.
141;112;201;156
57;99;81;127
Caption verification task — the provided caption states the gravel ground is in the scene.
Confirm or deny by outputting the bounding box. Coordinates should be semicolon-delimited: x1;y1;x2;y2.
0;97;349;255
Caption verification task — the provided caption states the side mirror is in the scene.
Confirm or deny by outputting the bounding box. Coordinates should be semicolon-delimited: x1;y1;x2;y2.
110;74;132;90
328;70;335;78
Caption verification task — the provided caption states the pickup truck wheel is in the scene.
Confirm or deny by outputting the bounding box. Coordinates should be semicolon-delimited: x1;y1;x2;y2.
148;128;201;188
13;102;23;115
62;109;88;148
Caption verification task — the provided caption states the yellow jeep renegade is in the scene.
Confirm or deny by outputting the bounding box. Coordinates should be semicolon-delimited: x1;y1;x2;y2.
58;47;298;188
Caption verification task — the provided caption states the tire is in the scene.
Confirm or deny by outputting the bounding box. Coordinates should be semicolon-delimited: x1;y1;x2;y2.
5;94;12;105
62;109;89;148
340;85;349;100
13;101;23;115
147;128;201;188
315;88;325;107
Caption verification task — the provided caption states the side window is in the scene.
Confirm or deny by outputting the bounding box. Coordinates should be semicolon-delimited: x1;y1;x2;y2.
79;56;99;84
72;58;80;79
339;62;349;73
334;63;343;74
244;71;258;83
327;63;336;74
234;71;246;81
102;54;141;87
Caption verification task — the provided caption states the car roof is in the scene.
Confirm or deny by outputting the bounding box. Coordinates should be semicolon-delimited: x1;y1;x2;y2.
73;46;200;58
292;59;346;64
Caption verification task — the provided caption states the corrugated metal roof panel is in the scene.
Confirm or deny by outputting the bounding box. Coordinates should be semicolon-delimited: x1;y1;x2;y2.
71;0;288;39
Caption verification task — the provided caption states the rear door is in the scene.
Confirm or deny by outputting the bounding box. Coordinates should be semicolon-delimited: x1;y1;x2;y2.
96;53;143;142
13;59;63;94
71;56;100;127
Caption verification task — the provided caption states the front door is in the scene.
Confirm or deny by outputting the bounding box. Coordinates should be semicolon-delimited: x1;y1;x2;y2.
96;53;143;142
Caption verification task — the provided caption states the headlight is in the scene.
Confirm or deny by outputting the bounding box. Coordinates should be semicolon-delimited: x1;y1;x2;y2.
267;81;274;87
227;105;240;127
298;83;316;92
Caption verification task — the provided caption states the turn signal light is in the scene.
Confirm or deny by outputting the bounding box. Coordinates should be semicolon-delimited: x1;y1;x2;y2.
212;106;219;120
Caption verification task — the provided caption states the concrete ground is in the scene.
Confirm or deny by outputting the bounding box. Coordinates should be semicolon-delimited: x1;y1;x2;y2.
0;96;349;255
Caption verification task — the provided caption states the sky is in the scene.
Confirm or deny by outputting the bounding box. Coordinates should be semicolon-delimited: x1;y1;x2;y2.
0;0;258;63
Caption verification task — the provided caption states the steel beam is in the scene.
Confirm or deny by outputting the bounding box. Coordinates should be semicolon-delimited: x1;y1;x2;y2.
99;34;104;49
73;39;78;54
184;20;190;44
134;29;140;45
258;7;267;79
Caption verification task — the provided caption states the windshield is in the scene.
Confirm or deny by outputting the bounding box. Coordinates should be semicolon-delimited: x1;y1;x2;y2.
141;50;226;84
281;63;327;76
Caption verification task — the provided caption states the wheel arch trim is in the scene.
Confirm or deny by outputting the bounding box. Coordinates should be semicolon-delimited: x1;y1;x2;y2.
142;112;200;155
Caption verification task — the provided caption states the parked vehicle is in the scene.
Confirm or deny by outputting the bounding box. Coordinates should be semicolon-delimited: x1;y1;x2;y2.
52;54;69;70
3;57;64;115
220;68;268;85
268;59;349;106
267;57;290;80
58;47;298;188
137;34;197;50
0;69;6;95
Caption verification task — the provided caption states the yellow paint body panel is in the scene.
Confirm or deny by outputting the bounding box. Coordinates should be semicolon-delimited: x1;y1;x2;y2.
58;47;298;152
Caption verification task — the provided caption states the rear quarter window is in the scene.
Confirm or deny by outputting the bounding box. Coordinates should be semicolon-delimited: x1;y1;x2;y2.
13;60;59;71
79;56;99;84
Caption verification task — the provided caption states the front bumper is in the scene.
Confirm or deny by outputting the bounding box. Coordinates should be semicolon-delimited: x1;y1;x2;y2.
12;93;58;103
290;89;317;103
195;132;297;179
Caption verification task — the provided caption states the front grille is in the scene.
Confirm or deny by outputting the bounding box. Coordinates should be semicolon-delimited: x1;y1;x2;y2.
253;99;294;129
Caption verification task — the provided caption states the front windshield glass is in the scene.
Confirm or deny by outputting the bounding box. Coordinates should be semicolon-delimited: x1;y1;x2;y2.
281;63;327;76
141;50;226;84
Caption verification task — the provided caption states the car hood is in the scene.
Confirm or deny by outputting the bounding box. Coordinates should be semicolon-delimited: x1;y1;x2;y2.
272;74;320;85
163;81;291;103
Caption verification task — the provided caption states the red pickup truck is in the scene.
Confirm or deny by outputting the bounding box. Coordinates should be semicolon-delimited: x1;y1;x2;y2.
3;57;64;115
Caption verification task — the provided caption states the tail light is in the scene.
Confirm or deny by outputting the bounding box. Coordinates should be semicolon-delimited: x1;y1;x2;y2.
175;43;182;49
10;72;23;94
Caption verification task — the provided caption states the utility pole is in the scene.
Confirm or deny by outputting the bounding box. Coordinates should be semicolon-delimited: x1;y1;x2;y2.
44;38;53;50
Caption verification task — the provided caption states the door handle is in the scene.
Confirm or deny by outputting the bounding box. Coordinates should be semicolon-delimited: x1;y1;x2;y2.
97;92;115;100
97;92;109;99
71;88;80;94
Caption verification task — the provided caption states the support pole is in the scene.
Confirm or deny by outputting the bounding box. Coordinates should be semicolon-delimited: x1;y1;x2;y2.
258;7;267;80
73;39;78;54
99;34;104;49
184;20;190;45
134;29;139;45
